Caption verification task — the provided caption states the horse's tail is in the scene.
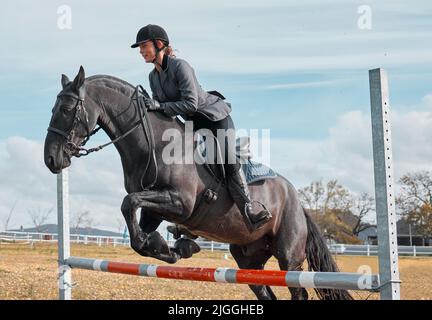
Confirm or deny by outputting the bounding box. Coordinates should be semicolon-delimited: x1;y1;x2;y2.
304;209;354;300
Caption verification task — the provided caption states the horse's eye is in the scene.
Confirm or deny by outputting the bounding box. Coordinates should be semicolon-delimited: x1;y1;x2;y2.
61;104;75;113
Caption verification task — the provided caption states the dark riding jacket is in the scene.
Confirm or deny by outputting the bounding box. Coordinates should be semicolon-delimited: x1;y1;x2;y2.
149;54;232;121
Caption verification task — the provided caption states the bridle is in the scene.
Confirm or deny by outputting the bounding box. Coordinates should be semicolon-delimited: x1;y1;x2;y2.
47;85;158;189
48;91;92;157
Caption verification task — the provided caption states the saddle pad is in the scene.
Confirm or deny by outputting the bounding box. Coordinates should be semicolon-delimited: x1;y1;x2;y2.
242;159;278;184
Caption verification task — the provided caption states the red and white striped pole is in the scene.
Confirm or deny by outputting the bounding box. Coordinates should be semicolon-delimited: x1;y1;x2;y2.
67;257;379;291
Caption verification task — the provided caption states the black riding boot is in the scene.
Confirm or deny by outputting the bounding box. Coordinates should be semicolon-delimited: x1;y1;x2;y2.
227;167;272;230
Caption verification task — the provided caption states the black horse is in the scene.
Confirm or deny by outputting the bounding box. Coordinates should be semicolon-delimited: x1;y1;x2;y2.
44;66;352;300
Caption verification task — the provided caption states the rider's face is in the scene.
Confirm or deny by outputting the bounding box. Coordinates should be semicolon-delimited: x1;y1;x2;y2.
139;41;156;63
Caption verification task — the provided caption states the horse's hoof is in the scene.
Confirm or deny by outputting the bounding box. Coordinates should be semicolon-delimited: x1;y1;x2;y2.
174;238;201;259
167;224;181;240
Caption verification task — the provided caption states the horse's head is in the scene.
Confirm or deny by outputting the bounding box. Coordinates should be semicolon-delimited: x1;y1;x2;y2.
44;66;99;173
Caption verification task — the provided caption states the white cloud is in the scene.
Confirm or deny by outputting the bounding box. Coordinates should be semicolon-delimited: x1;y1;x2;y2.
263;79;343;90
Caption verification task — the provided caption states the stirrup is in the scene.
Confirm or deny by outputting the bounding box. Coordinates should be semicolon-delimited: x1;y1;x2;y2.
245;201;272;230
250;210;272;230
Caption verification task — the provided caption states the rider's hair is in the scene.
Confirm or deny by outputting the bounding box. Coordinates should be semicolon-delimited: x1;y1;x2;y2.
164;45;176;57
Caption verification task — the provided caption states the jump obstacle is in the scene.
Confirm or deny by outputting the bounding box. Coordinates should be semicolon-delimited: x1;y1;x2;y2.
56;68;401;300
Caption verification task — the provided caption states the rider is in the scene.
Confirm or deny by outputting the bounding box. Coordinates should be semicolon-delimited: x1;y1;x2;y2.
131;24;272;230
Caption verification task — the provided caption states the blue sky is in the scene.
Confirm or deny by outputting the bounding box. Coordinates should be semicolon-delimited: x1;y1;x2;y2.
0;0;431;230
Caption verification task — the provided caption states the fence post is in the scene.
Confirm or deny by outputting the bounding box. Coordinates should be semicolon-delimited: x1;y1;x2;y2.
369;68;401;300
413;245;416;257
57;168;71;300
367;244;370;257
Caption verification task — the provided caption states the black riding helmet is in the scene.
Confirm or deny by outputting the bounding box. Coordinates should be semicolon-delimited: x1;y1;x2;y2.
131;24;169;48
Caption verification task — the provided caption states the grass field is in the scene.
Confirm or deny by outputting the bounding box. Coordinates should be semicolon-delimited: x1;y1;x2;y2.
0;243;431;300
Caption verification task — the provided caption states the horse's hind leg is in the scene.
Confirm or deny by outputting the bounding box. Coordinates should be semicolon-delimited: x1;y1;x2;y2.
274;204;309;300
277;258;309;300
230;244;277;300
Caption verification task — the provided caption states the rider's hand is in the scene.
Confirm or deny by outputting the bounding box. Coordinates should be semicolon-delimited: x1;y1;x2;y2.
144;98;161;111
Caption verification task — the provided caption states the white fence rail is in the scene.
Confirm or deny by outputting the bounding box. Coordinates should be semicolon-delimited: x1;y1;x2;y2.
1;231;431;256
0;230;130;247
328;244;432;257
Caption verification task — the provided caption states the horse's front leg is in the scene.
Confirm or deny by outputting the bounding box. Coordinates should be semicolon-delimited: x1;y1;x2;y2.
121;189;198;263
121;194;148;256
138;208;163;234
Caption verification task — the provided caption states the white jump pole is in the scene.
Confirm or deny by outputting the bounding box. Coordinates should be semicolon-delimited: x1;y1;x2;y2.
57;168;72;300
369;68;401;300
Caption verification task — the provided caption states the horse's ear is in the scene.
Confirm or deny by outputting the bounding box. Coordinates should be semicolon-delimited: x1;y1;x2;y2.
61;74;71;89
71;66;85;94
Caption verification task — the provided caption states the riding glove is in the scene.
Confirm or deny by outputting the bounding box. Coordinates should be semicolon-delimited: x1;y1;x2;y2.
144;98;161;111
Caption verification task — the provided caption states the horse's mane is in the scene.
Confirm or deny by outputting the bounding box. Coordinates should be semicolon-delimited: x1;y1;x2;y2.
86;74;185;128
86;74;137;98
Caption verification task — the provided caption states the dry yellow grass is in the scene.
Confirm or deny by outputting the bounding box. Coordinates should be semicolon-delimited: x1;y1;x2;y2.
0;242;431;300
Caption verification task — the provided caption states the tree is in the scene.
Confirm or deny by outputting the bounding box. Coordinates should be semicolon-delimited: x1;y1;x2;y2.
298;179;353;214
405;203;432;238
298;180;325;212
351;192;375;236
396;171;432;240
28;207;53;232
71;210;93;234
2;200;18;231
310;210;362;244
299;179;373;243
116;217;125;234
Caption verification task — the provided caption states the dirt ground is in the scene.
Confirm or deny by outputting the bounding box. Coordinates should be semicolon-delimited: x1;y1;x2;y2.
0;242;430;300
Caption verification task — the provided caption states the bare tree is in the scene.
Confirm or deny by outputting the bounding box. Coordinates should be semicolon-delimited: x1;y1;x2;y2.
298;180;325;212
116;217;125;234
28;207;53;232
298;179;353;213
2;200;18;231
325;180;353;213
351;192;375;236
71;210;93;234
